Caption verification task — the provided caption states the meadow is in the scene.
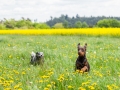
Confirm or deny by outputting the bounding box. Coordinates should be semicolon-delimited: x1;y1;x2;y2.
0;34;120;90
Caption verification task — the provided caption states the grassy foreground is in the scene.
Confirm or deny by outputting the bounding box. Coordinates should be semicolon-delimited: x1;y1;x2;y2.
0;35;120;90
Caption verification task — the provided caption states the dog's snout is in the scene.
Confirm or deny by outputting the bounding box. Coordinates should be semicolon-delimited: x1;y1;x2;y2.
78;50;85;56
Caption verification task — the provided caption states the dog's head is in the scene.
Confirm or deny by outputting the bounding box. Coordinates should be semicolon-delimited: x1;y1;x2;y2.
30;51;44;64
36;52;44;59
77;43;87;57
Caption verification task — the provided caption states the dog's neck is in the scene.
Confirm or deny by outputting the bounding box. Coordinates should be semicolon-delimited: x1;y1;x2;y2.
78;55;86;63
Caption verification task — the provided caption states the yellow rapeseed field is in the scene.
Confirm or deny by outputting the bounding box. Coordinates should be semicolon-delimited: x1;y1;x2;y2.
0;28;120;36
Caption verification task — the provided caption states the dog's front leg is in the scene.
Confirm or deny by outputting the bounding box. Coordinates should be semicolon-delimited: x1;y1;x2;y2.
81;66;88;72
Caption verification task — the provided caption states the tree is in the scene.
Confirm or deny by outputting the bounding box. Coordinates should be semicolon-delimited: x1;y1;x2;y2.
38;23;50;29
33;23;50;29
74;21;82;28
52;23;64;28
0;24;6;29
96;19;120;28
4;19;16;29
63;20;68;28
109;19;120;27
16;20;26;28
76;14;80;19
82;22;88;28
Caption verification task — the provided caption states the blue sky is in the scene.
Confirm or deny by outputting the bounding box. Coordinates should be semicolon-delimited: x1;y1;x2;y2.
0;0;119;22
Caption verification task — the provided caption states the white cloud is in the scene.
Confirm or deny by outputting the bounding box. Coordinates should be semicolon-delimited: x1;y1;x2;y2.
0;0;120;22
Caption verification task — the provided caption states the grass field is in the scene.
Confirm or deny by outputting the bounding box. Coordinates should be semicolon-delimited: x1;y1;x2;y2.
0;35;120;90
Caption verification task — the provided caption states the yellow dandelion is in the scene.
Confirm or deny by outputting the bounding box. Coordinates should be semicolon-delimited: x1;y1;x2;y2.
67;85;74;89
14;84;20;89
8;44;11;47
44;87;49;90
88;86;95;90
39;80;43;83
48;71;54;76
18;88;22;90
41;75;50;79
112;84;119;89
82;81;90;86
22;71;26;75
57;74;64;82
47;84;52;88
4;88;11;90
17;56;19;59
78;87;86;90
92;83;97;86
9;55;12;58
107;85;112;90
51;81;55;85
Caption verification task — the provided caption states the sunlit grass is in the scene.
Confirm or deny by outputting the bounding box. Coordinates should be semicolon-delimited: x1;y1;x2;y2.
0;35;120;90
0;28;120;36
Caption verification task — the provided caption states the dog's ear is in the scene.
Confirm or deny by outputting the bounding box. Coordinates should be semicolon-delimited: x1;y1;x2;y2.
31;51;36;57
36;52;39;54
84;43;87;51
77;43;80;50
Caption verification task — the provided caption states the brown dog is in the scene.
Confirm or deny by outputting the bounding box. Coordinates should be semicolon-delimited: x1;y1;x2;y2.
75;43;90;72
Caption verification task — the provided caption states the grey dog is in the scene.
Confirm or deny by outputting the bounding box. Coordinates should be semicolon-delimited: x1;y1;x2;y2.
30;51;44;65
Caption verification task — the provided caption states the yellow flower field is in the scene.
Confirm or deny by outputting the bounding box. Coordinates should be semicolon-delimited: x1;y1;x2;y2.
0;28;120;36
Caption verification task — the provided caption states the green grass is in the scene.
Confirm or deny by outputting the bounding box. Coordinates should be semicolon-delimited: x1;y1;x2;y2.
0;35;120;90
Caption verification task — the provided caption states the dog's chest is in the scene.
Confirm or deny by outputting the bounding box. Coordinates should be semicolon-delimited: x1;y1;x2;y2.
76;57;86;67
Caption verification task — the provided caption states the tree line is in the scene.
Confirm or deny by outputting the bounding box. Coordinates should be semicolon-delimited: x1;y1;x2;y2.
0;18;50;29
1;15;120;29
46;14;120;28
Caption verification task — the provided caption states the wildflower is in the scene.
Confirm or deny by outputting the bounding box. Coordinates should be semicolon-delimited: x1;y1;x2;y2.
47;71;54;76
112;84;119;89
4;88;11;90
8;44;11;47
51;81;55;85
79;70;84;74
82;81;90;86
39;80;43;83
107;71;111;75
67;85;74;89
9;80;14;83
17;56;19;59
99;73;103;77
76;70;83;74
13;70;19;74
88;86;95;90
57;74;64;82
14;84;20;89
41;75;50;79
47;84;52;88
22;71;26;75
107;85;112;90
44;87;49;90
76;70;80;73
78;87;86;90
9;55;12;58
44;80;49;82
3;81;10;87
92;83;97;86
